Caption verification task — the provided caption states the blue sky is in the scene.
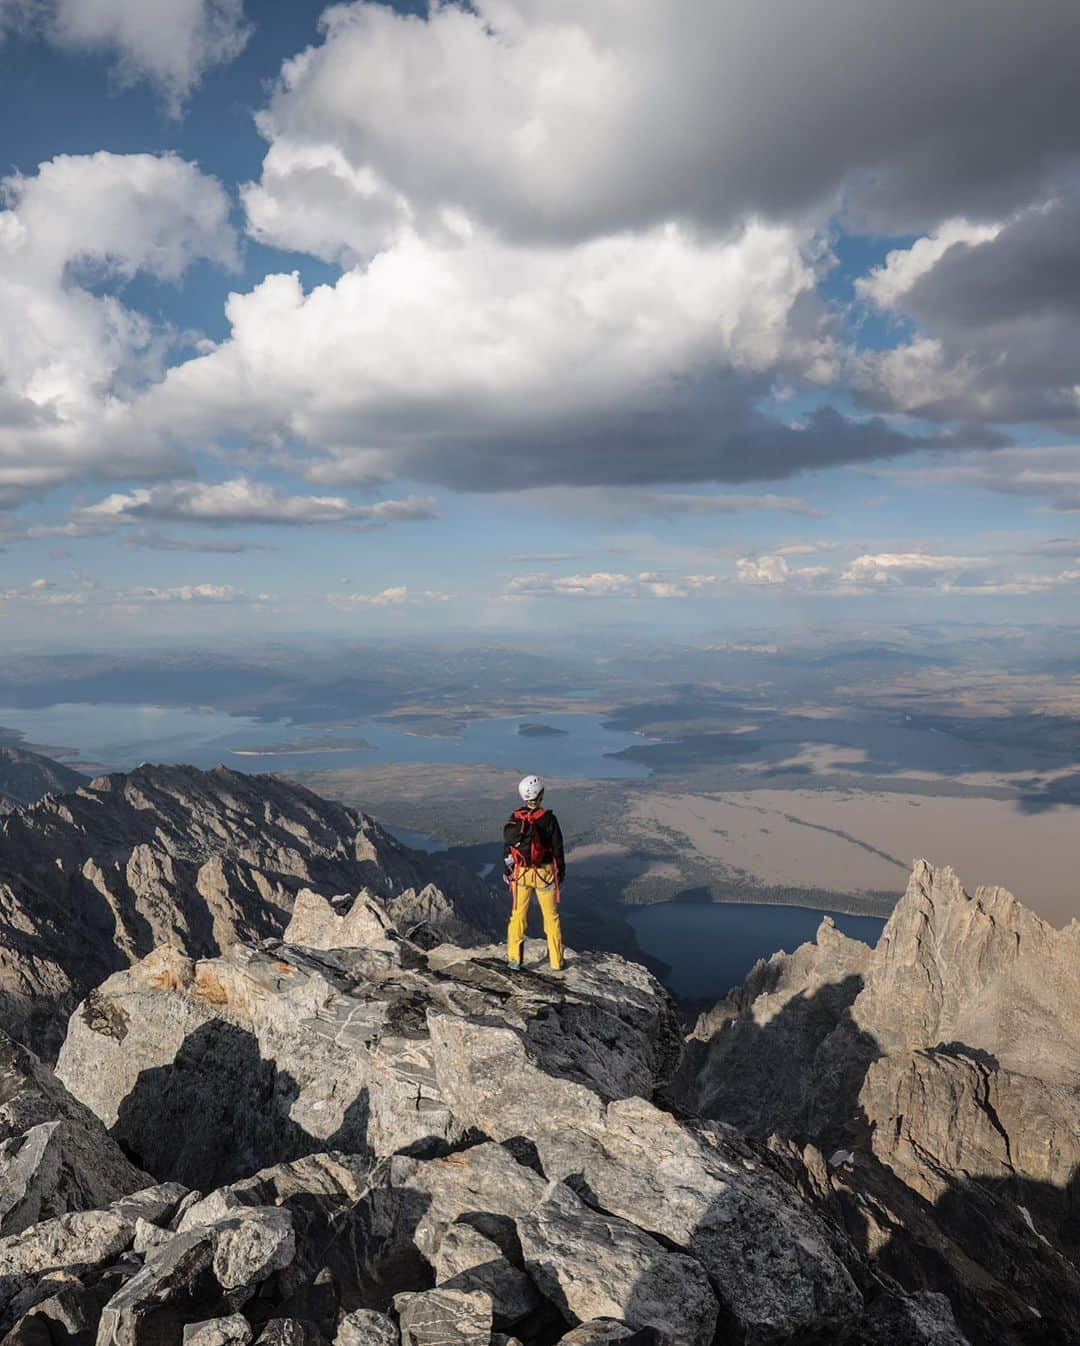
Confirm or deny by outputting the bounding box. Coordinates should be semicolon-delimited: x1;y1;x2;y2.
1;0;1079;646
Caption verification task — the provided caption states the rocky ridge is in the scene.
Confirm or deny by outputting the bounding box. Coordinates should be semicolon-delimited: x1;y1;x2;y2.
0;763;1066;1346
676;860;1080;1345
0;894;963;1346
0;747;85;814
0;764;496;1055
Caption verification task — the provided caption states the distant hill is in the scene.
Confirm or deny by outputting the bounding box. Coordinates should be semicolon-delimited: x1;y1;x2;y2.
0;745;86;812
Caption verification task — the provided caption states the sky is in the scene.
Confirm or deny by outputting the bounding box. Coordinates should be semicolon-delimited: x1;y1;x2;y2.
2;0;1080;646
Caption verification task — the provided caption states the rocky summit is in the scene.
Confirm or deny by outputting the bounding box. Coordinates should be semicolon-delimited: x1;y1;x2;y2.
0;764;1073;1346
676;860;1080;1346
0;764;496;1055
1;926;959;1346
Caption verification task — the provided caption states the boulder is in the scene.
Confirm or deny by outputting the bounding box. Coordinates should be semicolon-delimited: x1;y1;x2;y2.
516;1183;718;1346
184;1315;255;1346
285;892;400;955
112;1185;189;1228
255;1320;329;1346
854;1292;970;1346
134;1217;175;1256
334;1308;399;1346
432;1223;538;1326
394;1289;491;1346
0;1209;133;1337
557;1325;654;1346
96;1231;226;1346
532;1096;862;1344
385;1143;547;1264
55;943;451;1187
0;1210;132;1283
0;1032;150;1236
173;1154;369;1314
210;1207;296;1301
1;1278;105;1346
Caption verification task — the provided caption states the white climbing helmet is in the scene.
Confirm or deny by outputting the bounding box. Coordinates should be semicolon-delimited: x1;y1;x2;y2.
518;774;544;805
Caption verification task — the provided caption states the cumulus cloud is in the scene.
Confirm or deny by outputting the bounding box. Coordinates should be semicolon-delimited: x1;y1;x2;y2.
730;546;1080;598
49;0;251;115
146;221;931;490
856;219;1004;310
771;541;843;557
73;478;439;529
245;0;1080;255
941;571;1080;597
6;0;1080;539
506;570;719;599
856;194;1080;428
0;574;96;607
838;552;986;587
0;574;264;616
735;555;828;587
329;586;451;608
0;152;235;507
132;582;242;602
213;0;1080;498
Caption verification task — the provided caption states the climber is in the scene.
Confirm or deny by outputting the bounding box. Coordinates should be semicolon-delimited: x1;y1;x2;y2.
504;773;565;972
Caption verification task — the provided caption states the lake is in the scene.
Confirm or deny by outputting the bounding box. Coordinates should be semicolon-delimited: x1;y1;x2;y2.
627;901;885;1002
0;703;650;779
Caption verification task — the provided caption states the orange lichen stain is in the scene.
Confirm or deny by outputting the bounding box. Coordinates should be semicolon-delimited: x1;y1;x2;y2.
150;969;189;991
192;969;231;1005
273;961;294;975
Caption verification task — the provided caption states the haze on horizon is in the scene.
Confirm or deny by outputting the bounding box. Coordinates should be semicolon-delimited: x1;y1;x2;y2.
1;0;1079;648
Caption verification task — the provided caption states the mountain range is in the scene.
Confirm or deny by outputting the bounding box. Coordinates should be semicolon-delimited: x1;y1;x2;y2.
0;760;1075;1346
0;763;496;1054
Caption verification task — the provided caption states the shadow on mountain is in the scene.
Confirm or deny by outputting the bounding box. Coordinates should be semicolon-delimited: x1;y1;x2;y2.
673;973;878;1146
806;1155;1080;1345
113;1020;370;1190
675;976;1080;1346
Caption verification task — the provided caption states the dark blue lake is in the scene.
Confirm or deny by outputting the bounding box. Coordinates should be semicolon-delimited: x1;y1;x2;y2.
0;704;650;780
627;901;885;1001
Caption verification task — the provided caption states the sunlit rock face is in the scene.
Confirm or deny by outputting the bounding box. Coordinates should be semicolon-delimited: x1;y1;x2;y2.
677;860;1080;1344
9;909;925;1346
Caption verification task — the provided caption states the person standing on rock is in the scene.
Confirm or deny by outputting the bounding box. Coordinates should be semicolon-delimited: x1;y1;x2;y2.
504;774;565;971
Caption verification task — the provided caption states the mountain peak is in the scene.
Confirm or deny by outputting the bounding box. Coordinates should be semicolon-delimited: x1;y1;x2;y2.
676;857;1080;1344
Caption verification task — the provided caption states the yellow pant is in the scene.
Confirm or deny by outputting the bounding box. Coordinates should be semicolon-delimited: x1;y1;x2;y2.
507;864;563;969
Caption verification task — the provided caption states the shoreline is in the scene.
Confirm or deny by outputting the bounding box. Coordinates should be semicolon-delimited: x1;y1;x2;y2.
618;889;897;920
